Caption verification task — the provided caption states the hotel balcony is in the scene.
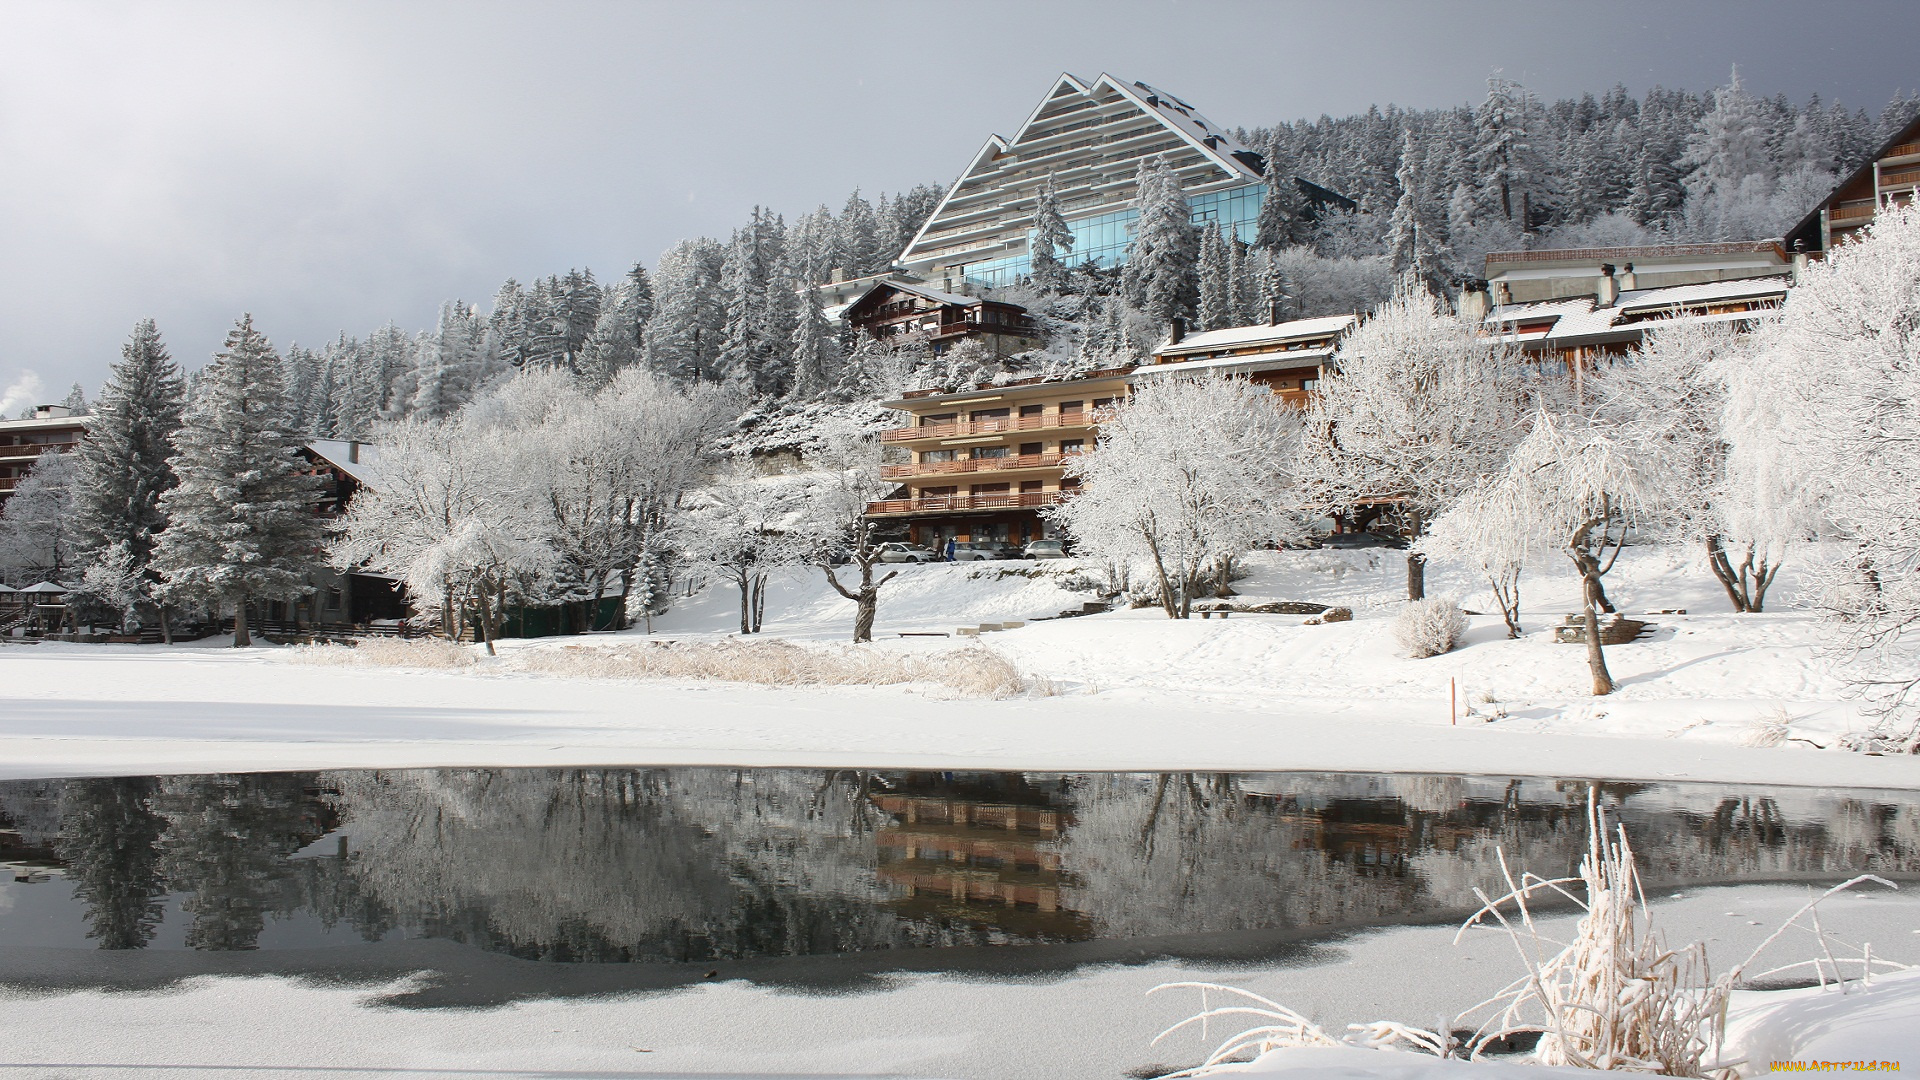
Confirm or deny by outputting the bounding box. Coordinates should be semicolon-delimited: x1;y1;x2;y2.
0;440;80;464
865;490;1068;517
880;412;1105;443
880;452;1072;480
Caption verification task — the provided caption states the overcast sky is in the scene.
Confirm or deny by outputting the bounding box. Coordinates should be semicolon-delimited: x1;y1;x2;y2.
3;0;1916;405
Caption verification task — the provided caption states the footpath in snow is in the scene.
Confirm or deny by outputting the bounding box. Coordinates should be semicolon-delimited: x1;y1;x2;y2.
1;548;1916;789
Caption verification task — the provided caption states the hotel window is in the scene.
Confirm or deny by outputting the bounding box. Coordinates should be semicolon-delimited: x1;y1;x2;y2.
1018;442;1042;456
971;446;1009;459
921;413;956;427
1058;400;1084;419
921;449;956;462
1020;480;1044;493
1060;439;1085;454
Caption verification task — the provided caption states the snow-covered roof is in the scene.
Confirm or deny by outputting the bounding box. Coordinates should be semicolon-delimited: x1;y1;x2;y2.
1483;275;1791;348
1133;347;1335;378
0;584;16;593
1158;315;1357;357
18;581;66;593
0;414;93;434
844;278;983;312
305;440;387;490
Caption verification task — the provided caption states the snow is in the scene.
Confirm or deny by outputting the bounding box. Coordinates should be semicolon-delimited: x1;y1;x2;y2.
2;548;1919;788
1157;315;1358;356
1;884;1912;1080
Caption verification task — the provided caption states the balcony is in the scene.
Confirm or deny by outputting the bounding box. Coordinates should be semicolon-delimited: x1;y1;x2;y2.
865;490;1069;517
881;452;1071;479
0;441;80;463
881;411;1105;443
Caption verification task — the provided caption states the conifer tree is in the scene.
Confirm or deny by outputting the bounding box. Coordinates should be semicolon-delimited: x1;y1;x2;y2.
645;238;728;383
789;284;841;400
1254;131;1311;250
1123;155;1200;326
152;315;326;647
70;319;186;625
837;190;881;277
1389;131;1447;290
1197;222;1233;330
1028;174;1075;294
56;777;168;949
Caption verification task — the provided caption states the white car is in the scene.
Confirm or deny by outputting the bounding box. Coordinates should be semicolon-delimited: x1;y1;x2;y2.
1022;539;1069;559
876;542;938;564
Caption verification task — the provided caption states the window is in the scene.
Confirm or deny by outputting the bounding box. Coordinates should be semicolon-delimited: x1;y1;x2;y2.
1018;442;1042;456
970;407;1010;421
325;587;343;611
1019;403;1045;417
1060;476;1082;490
1060;439;1085;454
971;446;1009;459
920;449;955;463
1020;480;1044;493
972;482;1011;494
921;413;956;427
1058;400;1084;418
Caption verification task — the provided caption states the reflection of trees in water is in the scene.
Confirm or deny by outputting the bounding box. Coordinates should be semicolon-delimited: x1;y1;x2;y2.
5;769;1918;960
152;774;317;950
54;778;168;948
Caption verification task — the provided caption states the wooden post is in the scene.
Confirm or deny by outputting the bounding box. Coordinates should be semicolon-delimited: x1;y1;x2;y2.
1450;677;1457;726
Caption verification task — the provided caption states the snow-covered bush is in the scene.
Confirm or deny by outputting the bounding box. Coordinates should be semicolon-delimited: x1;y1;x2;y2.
1392;597;1468;658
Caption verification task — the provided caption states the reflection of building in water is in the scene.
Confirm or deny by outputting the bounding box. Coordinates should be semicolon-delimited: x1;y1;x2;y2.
870;773;1091;941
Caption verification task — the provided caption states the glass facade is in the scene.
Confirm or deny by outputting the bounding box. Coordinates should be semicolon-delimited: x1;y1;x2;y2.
957;182;1265;289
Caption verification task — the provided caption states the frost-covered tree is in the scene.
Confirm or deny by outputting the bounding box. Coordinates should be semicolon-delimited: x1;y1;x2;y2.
60;383;90;416
793;419;898;643
1052;374;1307;619
1388;131;1447;289
789;284;841;400
1471;76;1549;228
1681;67;1775;201
1122;155;1200;326
717;208;798;395
410;300;487;420
1197;222;1234;331
0;450;83;587
645;238;727;383
1300;286;1533;600
1028;174;1075;294
1443;411;1655;695
330;414;553;652
673;460;807;634
69;319;186;631
579;263;654;388
1748;203;1920;746
151;315;325;647
1254;132;1311;251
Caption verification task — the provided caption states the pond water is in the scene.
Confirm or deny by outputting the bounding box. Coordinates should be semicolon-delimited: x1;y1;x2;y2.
1;768;1916;1006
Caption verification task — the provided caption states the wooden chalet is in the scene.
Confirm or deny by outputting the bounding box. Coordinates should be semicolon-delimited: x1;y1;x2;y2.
1134;313;1356;405
843;279;1041;359
1786;112;1920;256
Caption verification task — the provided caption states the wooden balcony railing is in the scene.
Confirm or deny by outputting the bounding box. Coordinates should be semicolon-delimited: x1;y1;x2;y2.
1883;142;1920;162
881;452;1070;479
0;441;80;462
865;490;1069;516
881;411;1108;442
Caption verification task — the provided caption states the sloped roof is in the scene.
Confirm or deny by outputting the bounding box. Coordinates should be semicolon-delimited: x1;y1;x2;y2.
845;278;979;312
1158;315;1357;356
19;581;66;593
1483;275;1791;347
1134;346;1335;378
1615;276;1791;313
1785;110;1920;252
305;440;387;490
898;72;1262;266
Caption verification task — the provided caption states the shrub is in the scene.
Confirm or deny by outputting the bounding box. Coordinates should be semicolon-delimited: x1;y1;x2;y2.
1393;597;1468;658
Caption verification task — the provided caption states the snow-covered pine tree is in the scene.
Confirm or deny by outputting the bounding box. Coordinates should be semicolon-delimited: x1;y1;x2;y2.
1388;131;1448;290
69;319;185;626
837;190;881;278
789;283;841;400
1682;67;1775;201
1122;155;1200;326
717;208;798;395
1028;174;1075;294
409;300;486;420
579;263;654;388
645;238;728;383
1197;222;1233;331
1227;237;1263;325
1254;131;1311;251
1471;75;1549;229
280;346;320;432
151;315;326;647
60;383;89;416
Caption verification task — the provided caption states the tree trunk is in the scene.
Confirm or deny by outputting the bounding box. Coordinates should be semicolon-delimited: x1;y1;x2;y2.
1406;552;1427;601
1490;569;1523;639
477;587;496;656
1143;535;1181;619
1705;534;1752;613
853;586;878;643
738;572;752;635
232;594;251;648
159;604;173;646
752;572;767;633
1582;585;1613;695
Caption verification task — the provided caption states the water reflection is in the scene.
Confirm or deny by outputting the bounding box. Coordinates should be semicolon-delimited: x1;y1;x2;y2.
2;769;1916;968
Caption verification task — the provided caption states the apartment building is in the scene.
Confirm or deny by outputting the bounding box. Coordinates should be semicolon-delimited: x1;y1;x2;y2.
0;406;89;507
896;73;1349;292
842;279;1042;359
1132;314;1355;402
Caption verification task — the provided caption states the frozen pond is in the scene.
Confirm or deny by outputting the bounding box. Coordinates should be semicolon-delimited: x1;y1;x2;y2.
2;768;1917;1007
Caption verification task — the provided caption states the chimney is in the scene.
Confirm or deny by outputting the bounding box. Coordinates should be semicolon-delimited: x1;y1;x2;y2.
33;405;71;419
1791;241;1809;285
1456;280;1490;323
1169;316;1187;344
1617;262;1637;291
1595;263;1618;308
348;440;360;465
1268;298;1285;325
1493;281;1512;306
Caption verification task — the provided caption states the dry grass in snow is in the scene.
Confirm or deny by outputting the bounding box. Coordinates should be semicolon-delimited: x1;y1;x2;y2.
1154;797;1907;1077
293;635;1044;698
290;638;477;669
514;638;1043;698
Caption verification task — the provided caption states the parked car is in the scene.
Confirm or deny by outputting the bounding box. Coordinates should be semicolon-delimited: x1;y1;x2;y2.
876;542;938;563
1022;539;1069;559
950;541;1015;561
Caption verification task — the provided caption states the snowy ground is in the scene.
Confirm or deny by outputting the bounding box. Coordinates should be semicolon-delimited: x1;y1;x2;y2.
2;883;1914;1080
1;547;1916;788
